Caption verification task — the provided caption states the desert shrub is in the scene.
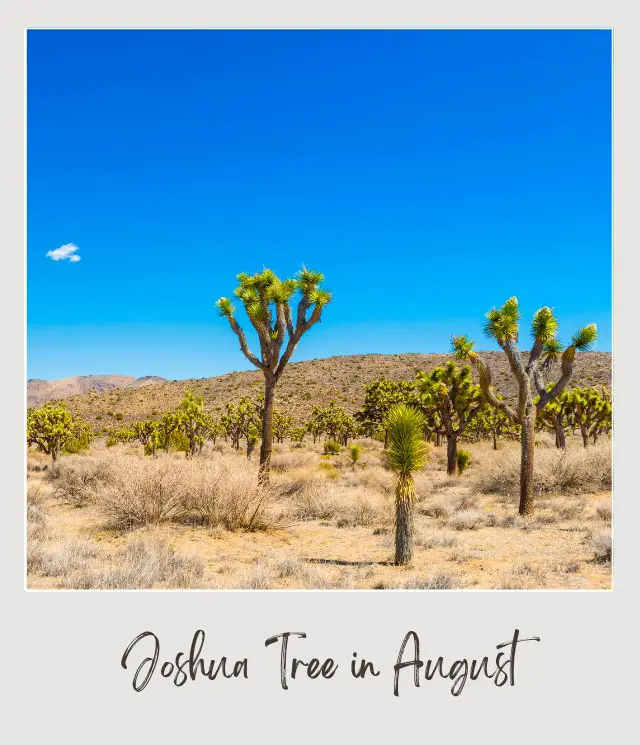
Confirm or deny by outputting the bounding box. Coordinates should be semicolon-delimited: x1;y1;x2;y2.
415;529;457;549
99;458;188;528
48;456;116;507
473;443;611;497
182;459;282;531
291;481;338;521
422;499;453;519
456;449;471;474
591;529;612;564
497;562;547;589
319;461;340;479
448;509;484;531
594;499;612;522
28;538;101;578
323;440;341;455
335;496;381;528
73;538;205;589
349;445;361;467
400;572;465;590
270;450;315;473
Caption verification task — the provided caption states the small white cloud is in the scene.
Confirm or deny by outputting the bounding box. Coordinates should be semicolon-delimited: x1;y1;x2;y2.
46;242;81;262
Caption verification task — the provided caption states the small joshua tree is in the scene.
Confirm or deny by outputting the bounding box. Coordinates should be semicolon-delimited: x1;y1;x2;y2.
217;268;330;483
385;404;429;565
415;361;482;475
355;379;416;444
349;444;361;469
570;386;612;447
27;401;76;462
178;390;208;459
453;297;597;515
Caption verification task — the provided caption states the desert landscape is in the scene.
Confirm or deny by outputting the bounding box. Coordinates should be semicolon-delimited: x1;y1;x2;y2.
26;340;612;591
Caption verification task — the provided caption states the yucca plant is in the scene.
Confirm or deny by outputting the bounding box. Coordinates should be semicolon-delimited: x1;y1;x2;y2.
217;267;330;483
385;404;429;565
453;297;597;515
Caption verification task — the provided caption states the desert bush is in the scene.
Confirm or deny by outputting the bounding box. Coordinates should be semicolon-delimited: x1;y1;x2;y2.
335;496;381;528
270;450;315;473
291;481;338;521
99;457;188;528
400;572;465;589
323;440;341;455
415;529;457;549
28;538;101;578
448;509;484;531
456;449;472;474
182;459;282;531
594;499;612;522
349;444;361;467
497;562;548;589
473;443;611;498
422;499;453;519
48;456;116;507
72;538;205;589
591;529;612;564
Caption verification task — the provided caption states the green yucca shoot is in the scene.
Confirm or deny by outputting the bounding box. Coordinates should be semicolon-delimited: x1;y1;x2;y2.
385;404;429;565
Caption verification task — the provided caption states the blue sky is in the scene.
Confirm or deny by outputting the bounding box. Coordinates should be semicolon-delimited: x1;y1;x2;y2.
27;30;612;380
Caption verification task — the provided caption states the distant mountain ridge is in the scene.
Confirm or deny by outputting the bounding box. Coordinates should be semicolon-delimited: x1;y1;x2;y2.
27;375;168;407
30;352;612;428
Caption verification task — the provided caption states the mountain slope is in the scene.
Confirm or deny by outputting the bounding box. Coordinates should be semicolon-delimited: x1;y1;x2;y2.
55;352;612;429
27;375;167;407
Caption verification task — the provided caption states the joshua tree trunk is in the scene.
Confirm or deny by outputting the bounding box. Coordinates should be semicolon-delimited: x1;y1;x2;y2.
51;440;60;463
259;377;275;483
554;415;566;449
519;408;536;516
446;435;458;476
384;428;389;449
394;474;414;565
247;440;256;459
580;425;589;448
492;429;498;450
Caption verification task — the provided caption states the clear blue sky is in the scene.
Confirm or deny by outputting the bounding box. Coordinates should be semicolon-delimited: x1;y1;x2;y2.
27;29;611;380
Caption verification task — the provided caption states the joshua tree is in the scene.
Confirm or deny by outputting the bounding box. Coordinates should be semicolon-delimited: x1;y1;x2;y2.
355;379;416;445
570;386;612;447
131;420;159;456
220;397;262;450
217;268;330;483
385;404;429;565
27;401;76;463
536;387;573;449
273;410;294;444
178;390;208;458
477;398;515;450
415;362;482;475
158;411;180;453
453;297;597;515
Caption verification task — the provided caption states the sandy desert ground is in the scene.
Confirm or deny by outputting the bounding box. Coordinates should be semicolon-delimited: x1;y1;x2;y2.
26;432;612;591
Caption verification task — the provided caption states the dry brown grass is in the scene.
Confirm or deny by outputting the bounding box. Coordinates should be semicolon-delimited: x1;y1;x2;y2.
473;441;611;498
26;434;612;590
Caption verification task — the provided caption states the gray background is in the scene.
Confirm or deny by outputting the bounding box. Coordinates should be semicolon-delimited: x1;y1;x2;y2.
3;2;634;742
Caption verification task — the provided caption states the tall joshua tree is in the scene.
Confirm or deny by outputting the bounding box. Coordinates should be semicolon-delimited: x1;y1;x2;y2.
453;297;597;515
385;404;429;565
216;268;330;483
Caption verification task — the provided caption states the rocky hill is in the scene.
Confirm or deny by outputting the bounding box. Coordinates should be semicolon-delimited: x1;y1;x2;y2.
27;375;167;407
49;352;611;429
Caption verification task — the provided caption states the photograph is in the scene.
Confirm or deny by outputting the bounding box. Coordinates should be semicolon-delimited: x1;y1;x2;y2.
26;28;612;590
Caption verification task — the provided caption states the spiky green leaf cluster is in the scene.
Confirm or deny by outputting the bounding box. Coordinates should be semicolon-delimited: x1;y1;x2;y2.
571;324;598;351
531;306;559;345
483;296;520;344
384;404;429;476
